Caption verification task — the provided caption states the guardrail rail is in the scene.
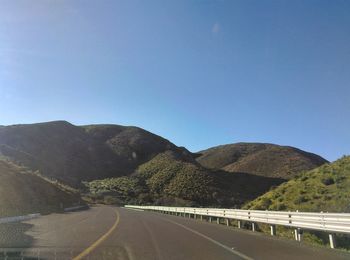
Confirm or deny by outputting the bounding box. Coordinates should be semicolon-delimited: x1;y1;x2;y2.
125;205;350;249
0;213;41;224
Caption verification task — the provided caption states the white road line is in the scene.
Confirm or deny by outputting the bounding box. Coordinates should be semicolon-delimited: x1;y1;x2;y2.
163;218;254;260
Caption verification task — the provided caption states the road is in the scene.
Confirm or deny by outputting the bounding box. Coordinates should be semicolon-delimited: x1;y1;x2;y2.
0;205;349;259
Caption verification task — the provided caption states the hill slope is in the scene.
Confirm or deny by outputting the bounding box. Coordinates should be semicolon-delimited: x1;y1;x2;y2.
243;156;350;249
197;143;327;179
0;121;190;187
0;158;82;217
244;156;350;212
84;151;284;207
0;121;327;197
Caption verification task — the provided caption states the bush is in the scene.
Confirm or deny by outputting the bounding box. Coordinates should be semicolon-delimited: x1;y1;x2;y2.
274;203;287;210
260;197;272;208
322;177;335;186
294;195;308;204
104;196;122;205
300;176;309;181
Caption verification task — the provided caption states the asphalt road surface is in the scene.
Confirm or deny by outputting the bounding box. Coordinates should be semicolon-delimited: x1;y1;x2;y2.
0;205;349;260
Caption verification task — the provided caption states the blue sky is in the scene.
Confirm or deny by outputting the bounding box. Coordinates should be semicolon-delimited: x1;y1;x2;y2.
0;0;349;161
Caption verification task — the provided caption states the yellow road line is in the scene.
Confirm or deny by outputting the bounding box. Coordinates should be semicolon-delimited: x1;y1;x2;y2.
73;208;120;260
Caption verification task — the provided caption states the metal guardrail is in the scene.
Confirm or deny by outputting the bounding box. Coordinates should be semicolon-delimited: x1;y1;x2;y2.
0;205;88;224
125;205;350;249
64;205;89;212
0;213;41;224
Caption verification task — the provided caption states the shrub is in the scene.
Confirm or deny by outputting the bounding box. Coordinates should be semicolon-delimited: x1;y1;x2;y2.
260;197;272;209
274;203;287;210
301;176;309;181
322;177;335;186
294;195;308;204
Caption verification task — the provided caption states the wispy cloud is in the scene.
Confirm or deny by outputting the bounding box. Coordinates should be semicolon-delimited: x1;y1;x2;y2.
212;22;221;34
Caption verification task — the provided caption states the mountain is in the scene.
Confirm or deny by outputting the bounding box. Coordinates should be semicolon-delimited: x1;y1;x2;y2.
244;156;350;212
84;150;284;207
0;121;190;187
0;158;82;218
0;121;326;201
196;143;327;179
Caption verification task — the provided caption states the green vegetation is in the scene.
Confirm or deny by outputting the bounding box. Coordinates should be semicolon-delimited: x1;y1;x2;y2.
84;151;284;207
245;156;350;212
83;152;217;206
244;156;350;249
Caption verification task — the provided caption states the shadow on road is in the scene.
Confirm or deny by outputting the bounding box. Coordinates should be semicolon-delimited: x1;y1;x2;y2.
0;222;47;259
0;222;34;248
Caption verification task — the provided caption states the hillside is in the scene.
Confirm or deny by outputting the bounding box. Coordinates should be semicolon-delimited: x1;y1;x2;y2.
0;121;190;187
0;158;82;218
243;156;350;249
0;121;327;200
244;156;350;212
84;151;284;207
197;143;327;179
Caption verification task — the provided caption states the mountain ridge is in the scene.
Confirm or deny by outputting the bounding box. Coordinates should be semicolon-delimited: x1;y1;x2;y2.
0;121;192;187
0;121;327;197
196;142;327;179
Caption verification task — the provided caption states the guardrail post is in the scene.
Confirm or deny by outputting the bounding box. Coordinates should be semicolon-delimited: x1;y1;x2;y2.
329;233;336;249
294;228;302;241
252;222;256;232
270;225;276;236
238;220;241;229
226;218;229;226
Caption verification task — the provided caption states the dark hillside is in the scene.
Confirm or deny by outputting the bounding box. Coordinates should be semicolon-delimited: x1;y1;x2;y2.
83;124;193;165
0;121;120;186
197;143;327;179
0;121;192;187
0;158;81;217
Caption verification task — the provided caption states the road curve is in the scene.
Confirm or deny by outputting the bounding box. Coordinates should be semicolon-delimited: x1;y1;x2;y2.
0;205;349;260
